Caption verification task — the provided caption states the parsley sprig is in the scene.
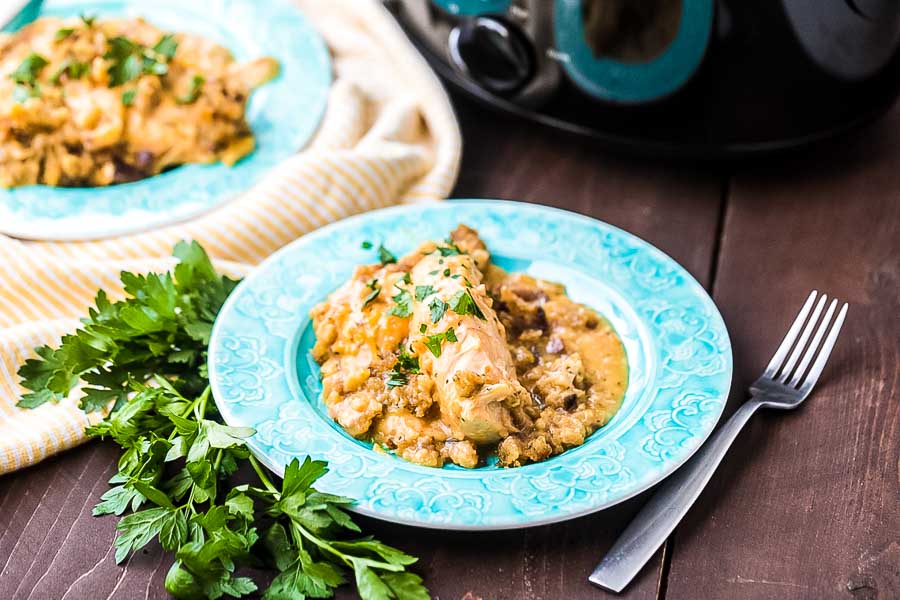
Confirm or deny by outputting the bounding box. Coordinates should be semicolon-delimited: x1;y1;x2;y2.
17;242;428;600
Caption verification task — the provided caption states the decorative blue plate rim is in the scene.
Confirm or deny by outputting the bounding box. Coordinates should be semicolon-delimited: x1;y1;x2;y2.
209;199;733;530
0;0;331;241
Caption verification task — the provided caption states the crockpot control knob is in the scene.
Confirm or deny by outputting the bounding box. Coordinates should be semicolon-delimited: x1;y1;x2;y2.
449;17;534;96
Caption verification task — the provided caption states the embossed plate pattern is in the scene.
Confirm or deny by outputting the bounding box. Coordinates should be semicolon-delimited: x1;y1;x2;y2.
209;200;732;530
0;0;331;240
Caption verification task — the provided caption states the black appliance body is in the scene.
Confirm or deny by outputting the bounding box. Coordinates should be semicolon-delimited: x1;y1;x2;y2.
387;0;900;159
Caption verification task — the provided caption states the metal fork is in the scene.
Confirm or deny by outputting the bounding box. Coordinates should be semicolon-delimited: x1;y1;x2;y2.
589;291;849;593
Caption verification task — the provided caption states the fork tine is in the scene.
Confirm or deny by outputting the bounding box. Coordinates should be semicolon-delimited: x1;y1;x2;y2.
779;293;828;382
764;291;817;379
789;298;837;387
799;302;849;394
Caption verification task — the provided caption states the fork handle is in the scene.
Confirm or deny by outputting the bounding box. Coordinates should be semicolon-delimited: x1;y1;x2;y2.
589;399;762;593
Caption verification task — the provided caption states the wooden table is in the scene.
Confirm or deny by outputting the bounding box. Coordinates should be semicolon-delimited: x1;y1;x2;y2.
2;94;898;600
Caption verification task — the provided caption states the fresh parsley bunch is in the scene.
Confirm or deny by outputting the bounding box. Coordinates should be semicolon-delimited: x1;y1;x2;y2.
17;242;429;600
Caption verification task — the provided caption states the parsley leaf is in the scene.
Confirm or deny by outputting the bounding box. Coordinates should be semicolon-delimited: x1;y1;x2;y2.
360;240;373;249
448;289;485;320
81;13;96;27
10;53;48;86
363;279;381;307
429;298;447;323
11;84;40;103
377;245;396;265
55;27;75;41
121;88;137;106
414;285;435;301
423;328;456;358
153;34;178;60
436;243;462;257
387;288;412;318
396;348;419;373
176;74;204;104
385;369;407;388
51;59;90;85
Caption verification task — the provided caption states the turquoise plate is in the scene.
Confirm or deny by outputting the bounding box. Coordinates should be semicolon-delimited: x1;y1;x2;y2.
209;200;732;530
0;0;331;240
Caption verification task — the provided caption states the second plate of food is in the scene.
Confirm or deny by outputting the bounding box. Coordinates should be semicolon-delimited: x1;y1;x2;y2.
209;199;732;530
0;0;331;240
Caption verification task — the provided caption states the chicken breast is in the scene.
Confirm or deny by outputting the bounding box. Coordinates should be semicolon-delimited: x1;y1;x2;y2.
408;230;530;444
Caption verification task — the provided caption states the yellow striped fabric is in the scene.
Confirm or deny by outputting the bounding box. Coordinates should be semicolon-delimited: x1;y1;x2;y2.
0;0;461;474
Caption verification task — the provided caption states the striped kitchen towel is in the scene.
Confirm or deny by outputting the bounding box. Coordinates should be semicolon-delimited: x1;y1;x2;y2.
0;0;461;474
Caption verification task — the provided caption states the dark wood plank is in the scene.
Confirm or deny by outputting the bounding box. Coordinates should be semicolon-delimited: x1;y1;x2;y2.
664;105;900;599
0;95;724;600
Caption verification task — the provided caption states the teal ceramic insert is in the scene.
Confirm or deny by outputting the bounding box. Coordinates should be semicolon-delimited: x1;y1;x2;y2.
432;0;512;15
554;0;713;103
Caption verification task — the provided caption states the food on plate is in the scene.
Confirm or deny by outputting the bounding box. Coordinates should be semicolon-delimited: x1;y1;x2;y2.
310;225;628;468
0;15;279;187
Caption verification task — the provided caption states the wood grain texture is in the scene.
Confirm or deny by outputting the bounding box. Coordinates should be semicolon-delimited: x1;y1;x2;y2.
664;105;900;599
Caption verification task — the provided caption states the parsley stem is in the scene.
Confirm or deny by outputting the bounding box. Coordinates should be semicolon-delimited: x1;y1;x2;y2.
248;454;277;493
193;385;210;420
290;521;351;567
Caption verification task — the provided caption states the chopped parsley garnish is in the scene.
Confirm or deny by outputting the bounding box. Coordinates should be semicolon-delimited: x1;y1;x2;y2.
423;328;457;358
55;27;75;41
448;289;485;319
153;34;178;60
104;33;179;87
419;324;427;334
360;240;373;249
377;245;397;265
362;279;381;307
176;74;204;104
80;13;96;27
397;348;420;373
121;88;137;106
385;369;407;388
387;347;419;388
51;59;90;85
400;272;412;284
429;298;447;323
10;53;48;86
428;270;439;276
451;274;461;279
414;285;435;301
387;287;412;318
11;84;39;103
436;243;462;257
443;269;451;276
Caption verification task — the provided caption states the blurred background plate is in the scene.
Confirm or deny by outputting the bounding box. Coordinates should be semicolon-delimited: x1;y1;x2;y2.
209;199;734;530
0;0;331;240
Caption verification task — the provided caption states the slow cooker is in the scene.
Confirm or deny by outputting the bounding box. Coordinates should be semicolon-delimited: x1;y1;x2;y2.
386;0;900;158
